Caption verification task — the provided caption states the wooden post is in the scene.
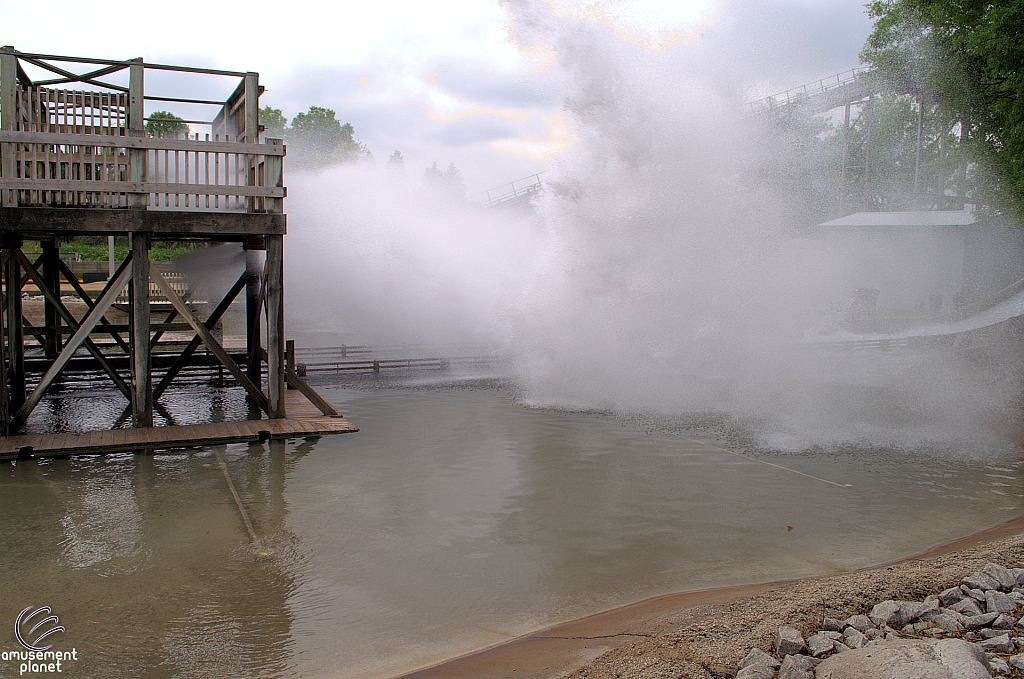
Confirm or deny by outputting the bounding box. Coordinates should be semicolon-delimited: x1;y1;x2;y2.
864;95;874;201
130;232;152;427
285;339;295;390
41;237;61;360
244;243;264;387
839;102;850;211
0;248;7;436
4;236;24;413
1;47;18;208
266;234;285;418
128;58;148;210
244;72;259;212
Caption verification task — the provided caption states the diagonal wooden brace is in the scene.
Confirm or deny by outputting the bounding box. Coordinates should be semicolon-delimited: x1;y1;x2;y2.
150;268;269;414
10;257;134;432
14;249;132;400
56;258;130;354
152;271;247;402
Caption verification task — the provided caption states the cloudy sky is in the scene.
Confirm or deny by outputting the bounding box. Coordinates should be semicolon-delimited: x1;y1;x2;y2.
5;0;875;193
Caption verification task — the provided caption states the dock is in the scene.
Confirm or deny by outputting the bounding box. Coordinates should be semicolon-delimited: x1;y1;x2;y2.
0;390;357;460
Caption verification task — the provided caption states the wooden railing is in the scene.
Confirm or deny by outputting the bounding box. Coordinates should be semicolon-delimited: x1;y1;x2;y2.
0;130;284;211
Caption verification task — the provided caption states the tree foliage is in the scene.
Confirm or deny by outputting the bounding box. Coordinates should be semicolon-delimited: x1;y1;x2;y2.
862;1;1024;215
258;106;369;168
146;111;189;138
421;161;465;201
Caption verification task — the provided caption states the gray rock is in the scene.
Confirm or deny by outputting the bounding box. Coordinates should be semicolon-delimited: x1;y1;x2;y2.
885;632;900;641
964;571;1002;592
1008;568;1024;584
776;626;807;656
863;627;884;640
978;633;1014;653
814;638;990;679
931;613;965;632
952;598;985;617
983;563;1017;591
831;641;850;654
901;624;917;636
986;591;1017;614
736;664;776;679
1008;591;1024;602
1009;652;1024;670
989;655;1010;675
843;628;867;649
963;585;988;602
901;600;940;625
738;648;781;671
807;633;834;658
965;612;1001;629
939;587;965;607
980;628;1006;639
821;630;843;640
842;615;874;633
777;654;816;679
822;617;845;633
869;600;903;628
992;613;1015;630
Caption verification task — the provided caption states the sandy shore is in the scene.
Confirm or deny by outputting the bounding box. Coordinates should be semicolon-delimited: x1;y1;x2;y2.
395;514;1024;679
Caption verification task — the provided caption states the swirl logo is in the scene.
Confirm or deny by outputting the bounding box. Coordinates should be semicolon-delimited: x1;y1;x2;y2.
15;607;65;652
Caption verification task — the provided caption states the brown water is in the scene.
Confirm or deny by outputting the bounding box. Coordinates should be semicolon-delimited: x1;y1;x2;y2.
1;385;1022;678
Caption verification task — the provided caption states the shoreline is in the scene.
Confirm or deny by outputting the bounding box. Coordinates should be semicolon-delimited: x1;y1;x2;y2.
393;513;1024;679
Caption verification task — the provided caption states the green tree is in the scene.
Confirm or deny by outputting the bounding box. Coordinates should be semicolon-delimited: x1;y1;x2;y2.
421;161;465;201
862;1;1024;216
287;106;366;168
145;111;189;138
260;106;287;138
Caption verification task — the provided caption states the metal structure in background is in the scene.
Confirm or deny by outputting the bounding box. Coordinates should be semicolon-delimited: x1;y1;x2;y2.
0;47;290;436
470;173;544;209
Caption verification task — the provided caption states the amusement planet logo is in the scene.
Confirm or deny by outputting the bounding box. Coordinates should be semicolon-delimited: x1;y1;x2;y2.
2;606;78;675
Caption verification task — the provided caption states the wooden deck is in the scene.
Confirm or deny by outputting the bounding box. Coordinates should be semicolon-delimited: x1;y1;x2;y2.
0;390;357;461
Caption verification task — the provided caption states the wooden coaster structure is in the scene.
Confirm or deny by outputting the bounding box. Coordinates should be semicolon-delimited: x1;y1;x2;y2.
0;47;347;445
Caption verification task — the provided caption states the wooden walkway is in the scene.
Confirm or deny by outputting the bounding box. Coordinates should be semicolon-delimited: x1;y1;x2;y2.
0;391;357;461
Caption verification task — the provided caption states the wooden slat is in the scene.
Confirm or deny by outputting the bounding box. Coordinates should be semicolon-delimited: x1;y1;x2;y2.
0;178;285;197
0;130;285;155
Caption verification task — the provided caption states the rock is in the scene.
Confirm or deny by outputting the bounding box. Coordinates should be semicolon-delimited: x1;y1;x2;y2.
869;600;903;628
777;654;816;679
1008;591;1024;602
814;638;990;679
738;648;781;671
901;600;939;625
822;631;843;641
807;633;834;657
931;613;965;632
736;664;775;679
842;615;874;633
823;617;845;633
952;598;985;617
843;628;867;649
980;628;1006;639
987;591;1018;614
1009;652;1024;670
963;585;988;602
885;631;901;640
992;613;1015;630
989;655;1010;674
939;587;965;607
900;624;917;636
1009;568;1024;585
863;627;884;640
983;563;1017;591
965;612;1001;629
775;626;807;656
831;641;850;654
964;571;1002;592
978;633;1014;653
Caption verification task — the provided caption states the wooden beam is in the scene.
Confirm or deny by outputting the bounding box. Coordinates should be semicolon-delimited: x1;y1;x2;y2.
149;268;269;413
10;258;133;432
0;131;286;155
2;242;25;410
56;257;130;353
0;50;17;208
0;208;287;236
245;248;264;385
266;234;285;418
130;232;152;426
0;179;286;198
152;271;247;401
13;248;132;401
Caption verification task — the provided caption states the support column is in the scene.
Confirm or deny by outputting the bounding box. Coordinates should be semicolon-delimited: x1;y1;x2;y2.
130;232;152;427
913;95;924;197
839;102;850;211
1;47;18;209
4;236;24;413
128;59;148;210
41;238;62;360
266;234;285;418
245;243;264;387
864;95;874;202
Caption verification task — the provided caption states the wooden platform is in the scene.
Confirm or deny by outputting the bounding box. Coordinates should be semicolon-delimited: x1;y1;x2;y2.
0;391;357;461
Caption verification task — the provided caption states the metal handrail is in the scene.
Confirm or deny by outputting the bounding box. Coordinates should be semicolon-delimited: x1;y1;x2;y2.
748;67;873;113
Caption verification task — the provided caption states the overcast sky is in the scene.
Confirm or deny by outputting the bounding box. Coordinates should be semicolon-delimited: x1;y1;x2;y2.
5;0;875;193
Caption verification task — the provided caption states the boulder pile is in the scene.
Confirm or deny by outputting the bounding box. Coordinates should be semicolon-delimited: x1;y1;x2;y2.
735;563;1024;678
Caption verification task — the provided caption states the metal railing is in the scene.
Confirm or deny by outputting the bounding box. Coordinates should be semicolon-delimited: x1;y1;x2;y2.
748;67;873;113
469;173;544;207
